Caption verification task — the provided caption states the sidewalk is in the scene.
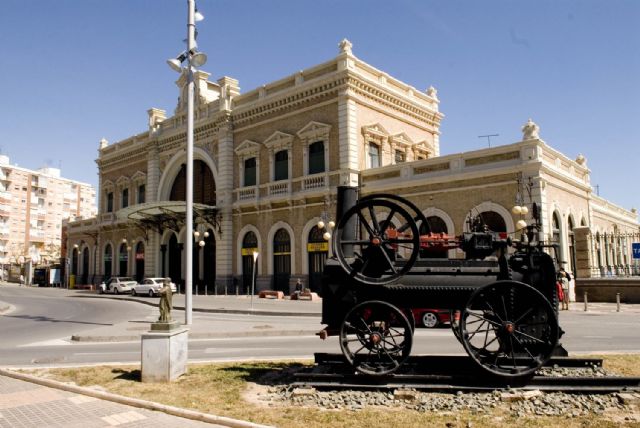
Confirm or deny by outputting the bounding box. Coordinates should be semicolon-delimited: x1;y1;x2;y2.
0;373;218;427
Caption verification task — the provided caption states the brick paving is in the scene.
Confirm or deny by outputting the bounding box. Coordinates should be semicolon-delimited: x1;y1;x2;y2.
0;375;224;428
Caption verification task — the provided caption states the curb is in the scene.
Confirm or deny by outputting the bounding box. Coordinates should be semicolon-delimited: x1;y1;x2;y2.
71;329;321;342
0;368;274;428
72;294;321;317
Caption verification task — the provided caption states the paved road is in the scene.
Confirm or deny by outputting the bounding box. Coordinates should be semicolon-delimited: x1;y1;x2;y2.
2;284;640;369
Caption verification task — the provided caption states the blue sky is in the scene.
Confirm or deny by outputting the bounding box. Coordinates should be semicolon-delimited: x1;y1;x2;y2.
1;1;638;212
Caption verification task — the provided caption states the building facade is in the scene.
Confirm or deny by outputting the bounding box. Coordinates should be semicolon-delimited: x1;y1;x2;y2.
0;155;96;275
66;40;639;299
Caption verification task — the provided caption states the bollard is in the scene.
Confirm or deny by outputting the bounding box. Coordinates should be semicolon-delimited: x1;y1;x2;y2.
583;291;588;312
224;284;227;296
616;293;621;312
195;285;198;296
204;285;207;296
236;285;239;296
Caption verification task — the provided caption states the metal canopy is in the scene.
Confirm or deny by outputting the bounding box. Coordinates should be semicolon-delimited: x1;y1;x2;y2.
117;201;221;237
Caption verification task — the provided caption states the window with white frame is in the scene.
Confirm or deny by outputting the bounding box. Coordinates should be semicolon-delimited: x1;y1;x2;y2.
264;131;293;182
308;141;325;174
297;121;331;176
244;158;256;187
368;143;381;168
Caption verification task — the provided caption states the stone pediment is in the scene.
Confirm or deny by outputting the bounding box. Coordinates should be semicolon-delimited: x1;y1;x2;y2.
362;123;389;138
263;131;294;151
115;176;130;187
103;179;115;190
297;121;331;141
131;171;147;183
234;140;261;156
390;132;414;147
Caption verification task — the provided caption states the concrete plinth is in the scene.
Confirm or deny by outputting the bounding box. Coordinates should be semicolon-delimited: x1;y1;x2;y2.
141;327;189;382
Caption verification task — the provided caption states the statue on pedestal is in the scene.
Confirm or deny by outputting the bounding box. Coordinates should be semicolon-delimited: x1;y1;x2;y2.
158;279;173;323
521;118;540;141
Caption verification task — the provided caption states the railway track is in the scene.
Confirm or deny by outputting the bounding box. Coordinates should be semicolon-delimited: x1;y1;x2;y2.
292;354;640;393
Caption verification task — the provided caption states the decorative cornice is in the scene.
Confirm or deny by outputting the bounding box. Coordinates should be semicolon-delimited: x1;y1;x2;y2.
235;140;261;156
297;121;331;141
264;131;294;151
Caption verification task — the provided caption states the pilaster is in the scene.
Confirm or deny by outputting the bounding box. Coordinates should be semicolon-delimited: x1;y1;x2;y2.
147;142;160;203
215;123;234;280
573;226;593;279
338;94;359;186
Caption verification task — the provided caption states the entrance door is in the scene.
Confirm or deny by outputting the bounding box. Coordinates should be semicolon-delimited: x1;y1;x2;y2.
241;231;258;294
307;226;328;293
273;228;291;292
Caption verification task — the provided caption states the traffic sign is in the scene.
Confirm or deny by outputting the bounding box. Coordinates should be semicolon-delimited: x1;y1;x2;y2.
633;243;640;259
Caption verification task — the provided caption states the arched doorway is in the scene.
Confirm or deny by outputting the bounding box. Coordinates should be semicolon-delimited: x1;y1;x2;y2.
168;234;182;289
81;247;89;284
307;226;328;293
241;231;258;294
273;228;291;292
202;229;215;293
420;216;449;258
568;216;576;275
71;248;79;276
118;243;128;276
135;242;144;282
104;244;112;281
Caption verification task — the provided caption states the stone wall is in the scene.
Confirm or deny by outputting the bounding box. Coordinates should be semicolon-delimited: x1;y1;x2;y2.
575;278;640;303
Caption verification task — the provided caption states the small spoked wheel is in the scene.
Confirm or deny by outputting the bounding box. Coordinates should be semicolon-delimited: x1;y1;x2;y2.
340;300;413;375
460;281;558;378
333;199;420;285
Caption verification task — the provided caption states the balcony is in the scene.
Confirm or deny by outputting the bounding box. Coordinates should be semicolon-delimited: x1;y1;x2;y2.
237;186;257;202
0;170;9;181
268;181;290;197
300;172;327;191
0;227;9;236
29;230;46;242
0;190;11;202
0;204;10;214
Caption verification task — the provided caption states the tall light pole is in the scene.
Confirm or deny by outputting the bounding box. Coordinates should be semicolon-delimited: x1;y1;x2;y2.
167;0;207;325
251;251;259;312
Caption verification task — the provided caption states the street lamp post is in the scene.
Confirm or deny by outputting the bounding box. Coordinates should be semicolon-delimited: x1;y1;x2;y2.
167;0;207;325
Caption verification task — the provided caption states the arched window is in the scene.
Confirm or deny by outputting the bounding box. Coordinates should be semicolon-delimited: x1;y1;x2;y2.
170;160;216;204
308;141;325;174
104;244;113;280
552;212;560;244
273;228;291;292
274;150;288;181
479;211;507;233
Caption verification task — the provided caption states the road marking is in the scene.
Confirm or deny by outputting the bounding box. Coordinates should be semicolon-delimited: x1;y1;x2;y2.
583;335;614;339
73;351;139;356
18;338;72;347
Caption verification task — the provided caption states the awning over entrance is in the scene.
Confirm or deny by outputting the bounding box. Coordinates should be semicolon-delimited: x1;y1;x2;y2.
117;201;220;236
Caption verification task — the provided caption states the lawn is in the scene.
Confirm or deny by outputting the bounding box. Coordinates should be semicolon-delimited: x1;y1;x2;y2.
26;354;640;428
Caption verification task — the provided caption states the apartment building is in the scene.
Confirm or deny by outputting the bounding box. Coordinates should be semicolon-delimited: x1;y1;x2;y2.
0;155;96;268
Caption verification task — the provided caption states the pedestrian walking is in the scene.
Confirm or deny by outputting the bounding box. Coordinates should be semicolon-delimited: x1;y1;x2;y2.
558;267;571;310
19;274;24;286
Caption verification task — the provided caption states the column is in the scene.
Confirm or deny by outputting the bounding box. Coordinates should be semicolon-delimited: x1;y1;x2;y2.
215;123;234;288
147;142;160;203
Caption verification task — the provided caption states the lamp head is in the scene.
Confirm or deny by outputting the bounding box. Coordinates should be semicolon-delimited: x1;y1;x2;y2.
167;58;183;73
252;251;259;262
194;9;204;22
191;51;207;67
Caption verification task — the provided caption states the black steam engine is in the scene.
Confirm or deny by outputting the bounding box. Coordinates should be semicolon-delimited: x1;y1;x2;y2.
320;188;564;379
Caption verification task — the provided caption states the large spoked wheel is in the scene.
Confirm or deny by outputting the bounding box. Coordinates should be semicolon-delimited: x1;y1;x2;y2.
460;281;558;378
333;199;420;285
340;300;413;375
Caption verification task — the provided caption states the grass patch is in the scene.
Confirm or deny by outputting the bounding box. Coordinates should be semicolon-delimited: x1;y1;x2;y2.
27;355;640;428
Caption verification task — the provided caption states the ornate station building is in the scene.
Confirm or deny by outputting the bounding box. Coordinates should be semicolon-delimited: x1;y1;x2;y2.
66;39;639;300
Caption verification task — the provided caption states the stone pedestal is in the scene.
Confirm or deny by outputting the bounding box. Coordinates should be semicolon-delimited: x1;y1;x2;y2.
141;324;188;382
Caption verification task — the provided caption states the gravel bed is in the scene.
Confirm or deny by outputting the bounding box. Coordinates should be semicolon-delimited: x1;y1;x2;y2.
257;366;637;418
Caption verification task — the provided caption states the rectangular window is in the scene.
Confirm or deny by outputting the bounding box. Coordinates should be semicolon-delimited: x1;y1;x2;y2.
308;141;325;174
369;143;381;168
395;149;406;163
137;184;145;204
244;158;256;187
107;192;113;212
121;188;129;209
274;150;288;181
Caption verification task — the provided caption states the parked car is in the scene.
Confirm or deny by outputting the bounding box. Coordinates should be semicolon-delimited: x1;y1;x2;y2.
410;308;454;328
98;277;137;294
132;277;177;297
